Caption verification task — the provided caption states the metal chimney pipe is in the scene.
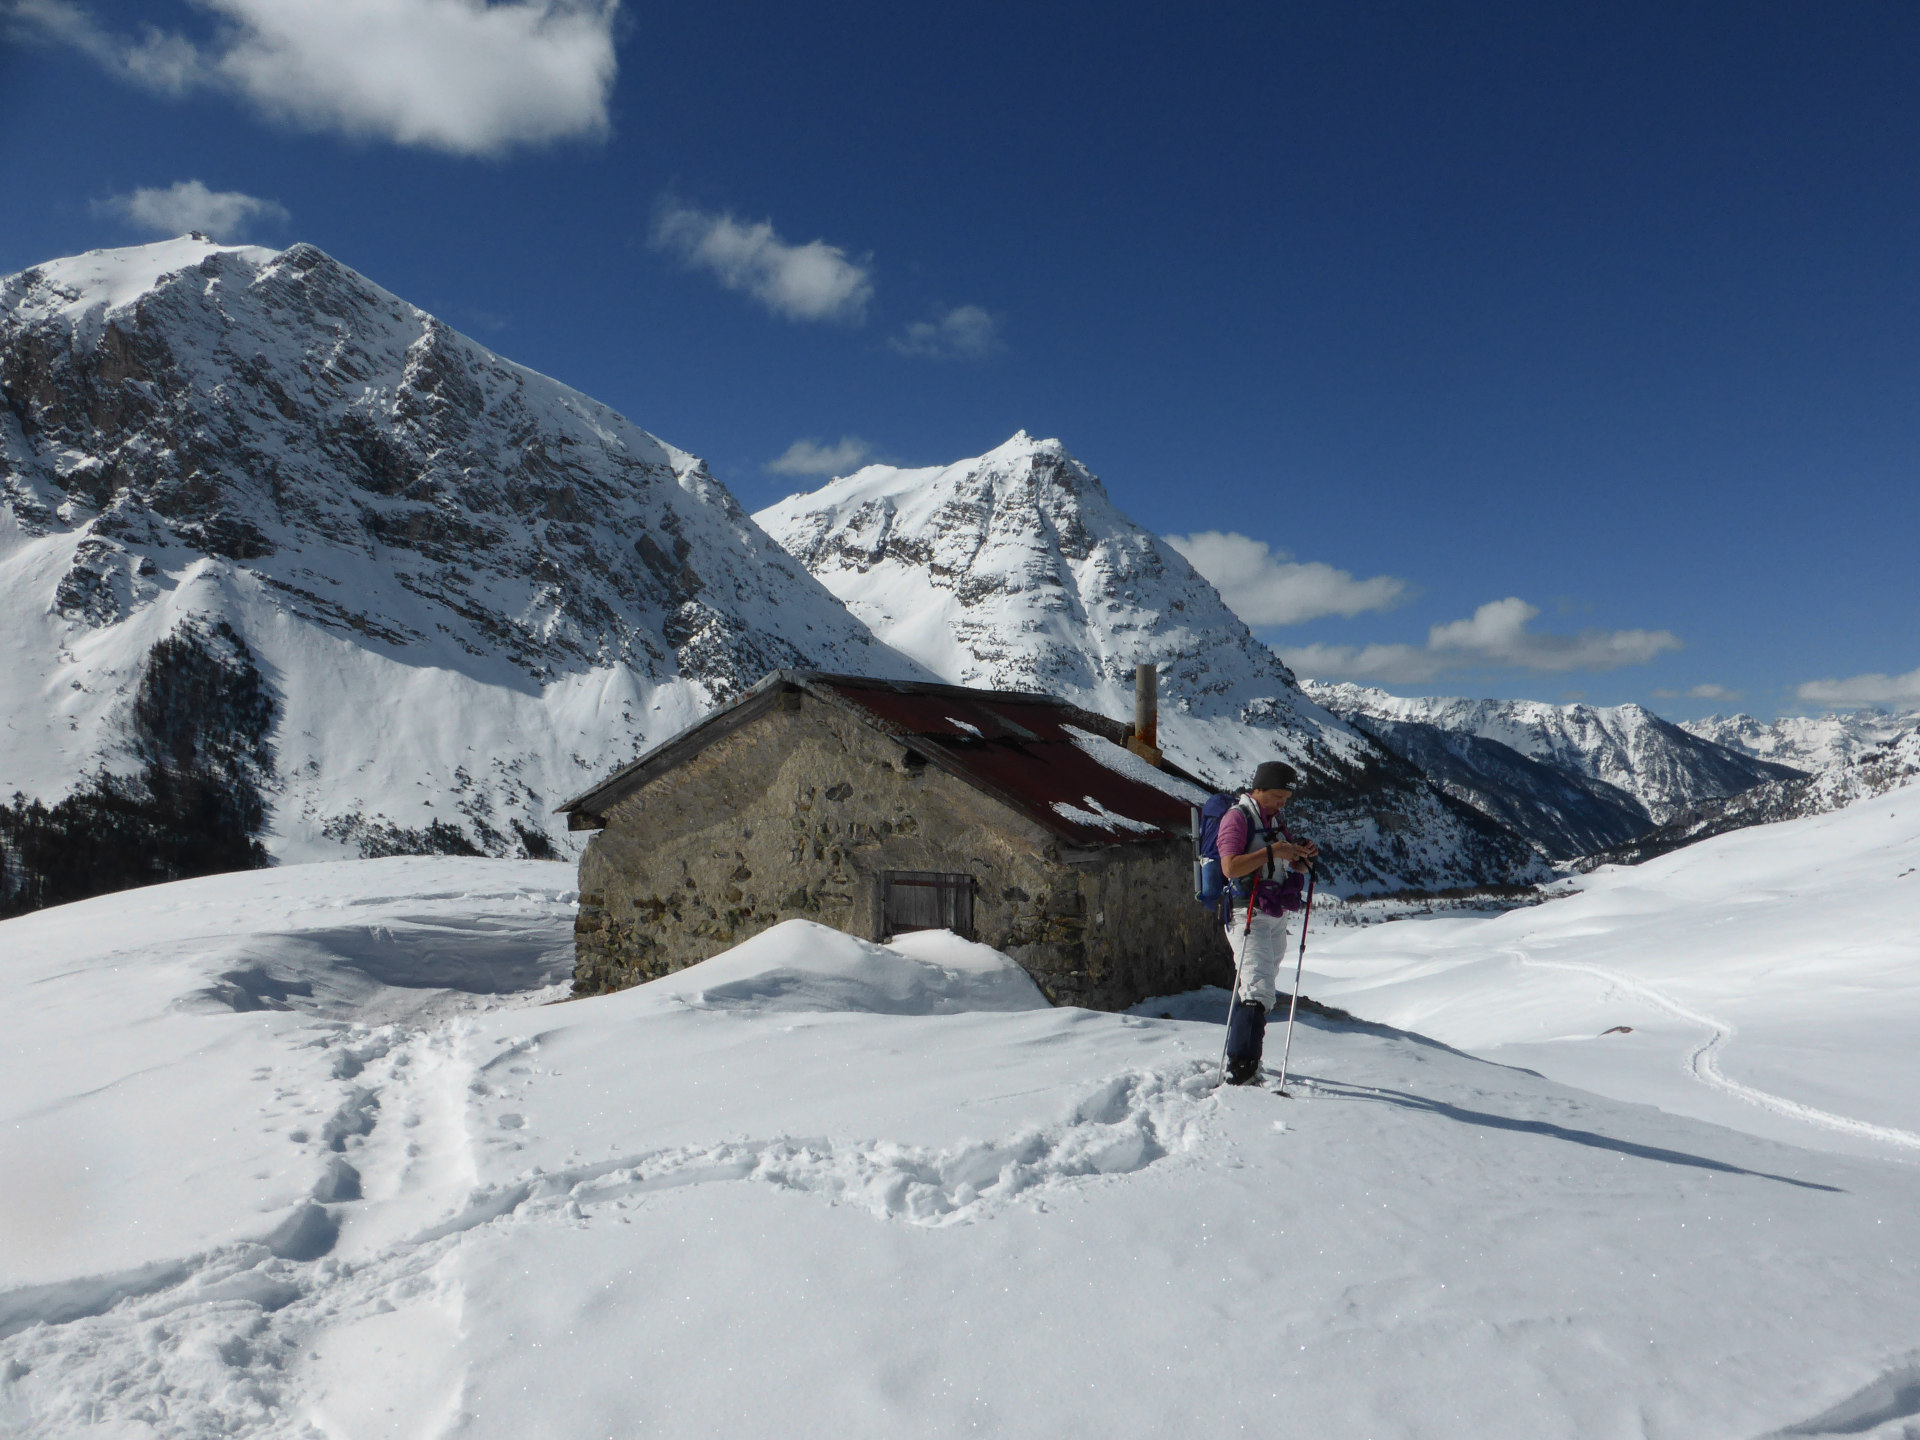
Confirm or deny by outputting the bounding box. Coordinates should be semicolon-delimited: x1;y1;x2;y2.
1134;662;1158;750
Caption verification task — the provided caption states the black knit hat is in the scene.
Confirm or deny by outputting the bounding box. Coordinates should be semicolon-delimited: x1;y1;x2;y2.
1252;760;1299;791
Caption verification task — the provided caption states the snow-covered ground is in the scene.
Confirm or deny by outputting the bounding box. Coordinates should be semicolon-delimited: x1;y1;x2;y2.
1308;785;1920;1161
4;839;1920;1439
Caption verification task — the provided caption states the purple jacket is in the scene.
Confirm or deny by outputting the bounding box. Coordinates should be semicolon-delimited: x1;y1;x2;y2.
1216;801;1305;917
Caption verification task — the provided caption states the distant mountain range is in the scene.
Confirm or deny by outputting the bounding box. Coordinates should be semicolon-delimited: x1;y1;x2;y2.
1682;708;1920;773
1584;724;1920;867
1;238;1542;908
1302;682;1806;862
3;235;1895;916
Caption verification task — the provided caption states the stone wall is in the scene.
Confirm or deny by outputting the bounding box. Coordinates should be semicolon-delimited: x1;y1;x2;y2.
572;693;1225;1009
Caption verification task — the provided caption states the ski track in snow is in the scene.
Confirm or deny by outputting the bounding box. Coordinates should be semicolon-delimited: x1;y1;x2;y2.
0;1010;1222;1440
1504;946;1920;1154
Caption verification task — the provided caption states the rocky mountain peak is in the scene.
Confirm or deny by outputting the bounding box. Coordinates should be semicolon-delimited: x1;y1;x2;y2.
758;436;1553;895
756;432;1303;722
2;235;899;694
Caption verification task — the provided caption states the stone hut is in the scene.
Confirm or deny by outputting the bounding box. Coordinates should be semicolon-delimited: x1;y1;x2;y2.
558;670;1228;1010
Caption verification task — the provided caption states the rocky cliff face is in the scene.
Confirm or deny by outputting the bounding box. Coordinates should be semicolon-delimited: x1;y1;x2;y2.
1305;682;1804;827
756;435;1551;895
0;236;919;877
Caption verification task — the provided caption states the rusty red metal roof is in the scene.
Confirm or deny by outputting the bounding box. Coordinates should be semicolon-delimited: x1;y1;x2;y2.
777;674;1216;848
559;670;1217;849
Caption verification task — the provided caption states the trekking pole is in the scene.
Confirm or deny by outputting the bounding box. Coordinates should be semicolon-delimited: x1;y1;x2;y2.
1273;864;1318;1097
1217;987;1236;1085
1216;866;1260;1085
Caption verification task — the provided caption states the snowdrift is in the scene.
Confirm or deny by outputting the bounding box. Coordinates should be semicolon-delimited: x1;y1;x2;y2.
639;919;1050;1015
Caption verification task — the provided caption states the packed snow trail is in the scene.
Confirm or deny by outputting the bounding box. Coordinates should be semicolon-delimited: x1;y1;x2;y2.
1506;946;1920;1152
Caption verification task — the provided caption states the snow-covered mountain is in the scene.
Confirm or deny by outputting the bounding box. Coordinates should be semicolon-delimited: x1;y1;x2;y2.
1304;682;1802;828
755;435;1550;894
0;236;920;887
756;433;1307;717
1683;707;1920;773
1321;715;1654;861
1586;722;1920;866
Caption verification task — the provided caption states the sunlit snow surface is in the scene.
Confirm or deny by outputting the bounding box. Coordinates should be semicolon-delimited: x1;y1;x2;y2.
3;815;1920;1438
1309;783;1920;1159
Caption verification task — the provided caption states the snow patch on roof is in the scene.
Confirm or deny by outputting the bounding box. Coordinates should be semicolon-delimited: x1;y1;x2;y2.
1051;797;1159;834
1063;724;1210;806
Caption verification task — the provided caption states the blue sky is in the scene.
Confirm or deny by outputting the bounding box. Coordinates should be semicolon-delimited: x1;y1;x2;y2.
3;0;1916;719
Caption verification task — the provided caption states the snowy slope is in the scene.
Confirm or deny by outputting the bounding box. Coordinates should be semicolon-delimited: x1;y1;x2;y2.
1307;680;1802;824
1684;707;1920;772
4;861;1920;1438
0;237;920;861
1308;775;1920;1161
755;435;1550;894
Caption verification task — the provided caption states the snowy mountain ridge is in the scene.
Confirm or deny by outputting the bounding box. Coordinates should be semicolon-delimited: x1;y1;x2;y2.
756;438;1550;894
1682;707;1920;773
1;236;921;870
1586;722;1920;867
1303;680;1802;826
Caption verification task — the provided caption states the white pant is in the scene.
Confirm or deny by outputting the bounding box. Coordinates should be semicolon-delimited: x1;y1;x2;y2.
1224;910;1291;1009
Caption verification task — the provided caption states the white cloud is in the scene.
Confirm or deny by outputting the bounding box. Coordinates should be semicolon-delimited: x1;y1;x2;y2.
1280;641;1454;686
766;436;873;478
891;305;1000;360
1687;683;1741;701
652;202;873;324
11;0;617;155
1796;666;1920;707
1280;597;1682;684
1166;530;1406;627
6;0;204;91
1429;597;1679;670
92;179;289;240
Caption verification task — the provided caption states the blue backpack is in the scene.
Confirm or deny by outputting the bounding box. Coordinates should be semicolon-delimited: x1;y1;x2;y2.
1193;793;1252;918
1193;793;1303;920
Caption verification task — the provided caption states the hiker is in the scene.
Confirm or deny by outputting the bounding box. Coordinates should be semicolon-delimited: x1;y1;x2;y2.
1217;760;1317;1084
